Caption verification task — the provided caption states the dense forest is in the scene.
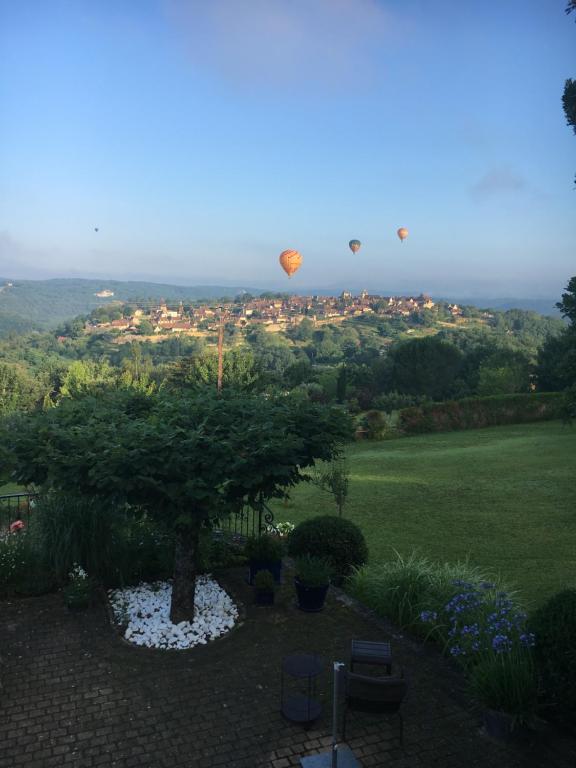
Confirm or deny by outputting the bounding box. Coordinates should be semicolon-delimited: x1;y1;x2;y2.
0;283;571;424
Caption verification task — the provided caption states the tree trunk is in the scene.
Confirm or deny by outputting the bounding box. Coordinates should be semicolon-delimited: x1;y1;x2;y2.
170;524;200;624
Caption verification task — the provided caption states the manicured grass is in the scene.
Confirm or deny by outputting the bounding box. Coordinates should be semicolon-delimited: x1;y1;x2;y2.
272;421;576;609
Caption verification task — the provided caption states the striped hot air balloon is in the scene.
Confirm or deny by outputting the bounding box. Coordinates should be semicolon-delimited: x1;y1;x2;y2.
279;249;302;278
397;227;408;243
349;239;361;254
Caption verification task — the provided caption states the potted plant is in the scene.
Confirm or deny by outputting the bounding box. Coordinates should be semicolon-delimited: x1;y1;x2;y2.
294;555;331;612
254;569;276;606
245;535;284;585
63;564;94;612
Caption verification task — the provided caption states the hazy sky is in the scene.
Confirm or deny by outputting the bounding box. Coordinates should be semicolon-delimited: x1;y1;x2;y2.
1;0;574;296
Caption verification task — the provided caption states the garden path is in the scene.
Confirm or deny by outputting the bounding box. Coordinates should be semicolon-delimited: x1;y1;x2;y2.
0;567;574;768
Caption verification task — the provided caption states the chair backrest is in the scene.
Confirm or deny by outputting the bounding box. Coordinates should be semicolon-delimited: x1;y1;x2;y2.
346;671;407;713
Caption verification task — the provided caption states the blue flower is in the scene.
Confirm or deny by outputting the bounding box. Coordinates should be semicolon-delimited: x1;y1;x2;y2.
492;634;511;653
519;632;536;648
420;610;438;623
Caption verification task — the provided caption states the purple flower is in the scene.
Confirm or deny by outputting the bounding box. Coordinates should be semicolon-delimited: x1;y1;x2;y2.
420;610;438;623
519;632;536;648
492;634;512;653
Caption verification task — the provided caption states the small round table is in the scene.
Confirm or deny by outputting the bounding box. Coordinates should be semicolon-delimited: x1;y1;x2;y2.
281;653;324;725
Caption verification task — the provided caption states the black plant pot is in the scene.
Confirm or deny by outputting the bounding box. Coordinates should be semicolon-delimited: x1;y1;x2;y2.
255;590;275;606
482;709;531;744
248;559;282;585
295;578;329;612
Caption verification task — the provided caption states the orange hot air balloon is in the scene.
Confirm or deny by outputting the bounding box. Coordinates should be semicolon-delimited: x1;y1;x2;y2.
397;227;408;243
279;249;302;278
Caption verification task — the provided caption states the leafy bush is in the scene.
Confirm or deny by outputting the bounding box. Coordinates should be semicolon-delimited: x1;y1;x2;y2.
295;555;331;587
288;516;368;582
372;391;428;414
529;588;576;727
244;534;284;562
362;410;388;439
254;569;276;593
399;392;563;435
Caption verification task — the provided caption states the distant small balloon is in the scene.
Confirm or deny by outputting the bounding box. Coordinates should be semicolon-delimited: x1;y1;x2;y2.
94;227;99;232
397;227;408;242
279;249;302;278
349;239;361;254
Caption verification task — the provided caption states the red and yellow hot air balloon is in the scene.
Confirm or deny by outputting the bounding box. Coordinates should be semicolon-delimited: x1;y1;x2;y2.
397;227;408;243
279;249;302;278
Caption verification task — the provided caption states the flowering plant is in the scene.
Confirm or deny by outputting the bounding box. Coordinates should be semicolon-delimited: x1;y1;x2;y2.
63;563;94;610
9;519;25;534
420;579;537;722
272;521;295;538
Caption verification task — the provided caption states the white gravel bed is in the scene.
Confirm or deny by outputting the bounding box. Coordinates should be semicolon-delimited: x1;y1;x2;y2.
108;575;238;650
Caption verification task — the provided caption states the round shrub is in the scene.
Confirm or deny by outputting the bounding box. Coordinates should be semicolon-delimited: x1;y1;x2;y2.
287;516;368;582
528;588;576;727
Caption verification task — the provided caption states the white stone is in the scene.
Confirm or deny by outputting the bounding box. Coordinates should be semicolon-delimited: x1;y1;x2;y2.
108;575;238;651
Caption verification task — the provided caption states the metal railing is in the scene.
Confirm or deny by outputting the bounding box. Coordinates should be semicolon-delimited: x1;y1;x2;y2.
0;492;37;532
0;491;275;540
213;499;276;540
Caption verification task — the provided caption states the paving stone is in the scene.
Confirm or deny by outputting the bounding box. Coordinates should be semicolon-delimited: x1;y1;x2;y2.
1;568;575;768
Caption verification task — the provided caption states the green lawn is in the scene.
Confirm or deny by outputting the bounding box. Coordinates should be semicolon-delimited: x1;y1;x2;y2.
272;421;576;610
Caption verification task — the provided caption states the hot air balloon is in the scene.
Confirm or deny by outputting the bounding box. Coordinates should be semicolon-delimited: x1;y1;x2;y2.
279;249;302;278
94;227;99;232
397;227;408;243
349;239;361;254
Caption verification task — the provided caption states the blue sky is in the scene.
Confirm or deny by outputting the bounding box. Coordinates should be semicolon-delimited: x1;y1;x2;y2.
0;0;574;297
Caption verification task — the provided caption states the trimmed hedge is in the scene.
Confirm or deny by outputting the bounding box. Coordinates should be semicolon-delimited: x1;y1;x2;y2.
398;392;563;435
287;515;368;582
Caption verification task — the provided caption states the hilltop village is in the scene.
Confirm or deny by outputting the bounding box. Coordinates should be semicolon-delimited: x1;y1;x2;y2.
88;292;463;338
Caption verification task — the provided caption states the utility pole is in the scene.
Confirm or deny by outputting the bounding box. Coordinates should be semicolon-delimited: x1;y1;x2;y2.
217;308;224;393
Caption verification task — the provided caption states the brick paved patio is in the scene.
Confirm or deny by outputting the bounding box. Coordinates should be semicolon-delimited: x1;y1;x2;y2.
1;566;574;768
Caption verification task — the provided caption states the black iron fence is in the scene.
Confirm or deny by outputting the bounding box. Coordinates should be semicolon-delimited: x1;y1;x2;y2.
0;492;37;533
0;491;275;540
213;500;276;540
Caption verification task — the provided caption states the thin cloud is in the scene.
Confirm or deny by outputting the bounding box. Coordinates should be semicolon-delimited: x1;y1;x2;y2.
164;0;396;91
470;167;527;201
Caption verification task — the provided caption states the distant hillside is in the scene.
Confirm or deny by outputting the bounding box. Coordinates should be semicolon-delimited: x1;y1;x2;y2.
0;276;562;334
0;278;261;330
448;297;560;317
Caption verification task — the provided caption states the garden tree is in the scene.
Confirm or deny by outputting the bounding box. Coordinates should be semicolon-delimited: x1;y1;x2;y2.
311;456;350;517
169;348;261;392
387;336;464;401
2;388;350;622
